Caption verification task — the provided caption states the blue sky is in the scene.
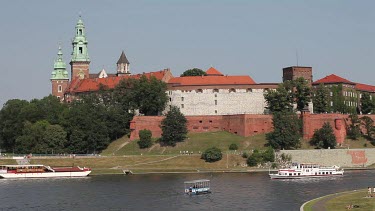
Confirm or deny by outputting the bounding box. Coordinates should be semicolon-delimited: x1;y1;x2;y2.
1;1;374;107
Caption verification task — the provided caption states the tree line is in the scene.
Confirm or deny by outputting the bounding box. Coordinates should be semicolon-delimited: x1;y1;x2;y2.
0;75;168;154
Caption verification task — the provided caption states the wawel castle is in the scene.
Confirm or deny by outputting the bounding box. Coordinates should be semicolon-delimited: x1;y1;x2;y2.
51;17;375;116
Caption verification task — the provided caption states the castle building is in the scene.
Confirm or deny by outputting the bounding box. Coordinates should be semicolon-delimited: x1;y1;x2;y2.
283;66;313;85
50;46;69;101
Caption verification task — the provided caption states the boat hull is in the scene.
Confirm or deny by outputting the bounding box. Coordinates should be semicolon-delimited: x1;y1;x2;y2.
0;171;91;179
269;172;344;179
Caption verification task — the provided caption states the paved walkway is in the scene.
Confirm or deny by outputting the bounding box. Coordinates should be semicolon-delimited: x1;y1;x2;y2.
301;190;359;211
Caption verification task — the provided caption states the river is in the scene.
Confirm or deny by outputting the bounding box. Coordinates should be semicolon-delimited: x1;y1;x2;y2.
1;170;374;210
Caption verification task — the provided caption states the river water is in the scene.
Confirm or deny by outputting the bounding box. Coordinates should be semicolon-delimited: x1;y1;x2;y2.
1;170;374;211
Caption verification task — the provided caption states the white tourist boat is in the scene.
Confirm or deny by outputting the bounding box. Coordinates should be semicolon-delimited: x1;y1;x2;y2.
0;165;91;178
269;163;344;179
184;179;211;195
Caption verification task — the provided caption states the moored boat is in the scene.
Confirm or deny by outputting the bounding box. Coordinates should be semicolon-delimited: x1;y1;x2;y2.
0;164;91;178
184;179;211;195
269;163;344;179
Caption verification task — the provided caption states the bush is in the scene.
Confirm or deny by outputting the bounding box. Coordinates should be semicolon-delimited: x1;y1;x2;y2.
247;155;258;167
242;152;249;158
137;129;152;149
201;147;222;162
262;147;275;162
229;143;238;150
271;163;278;169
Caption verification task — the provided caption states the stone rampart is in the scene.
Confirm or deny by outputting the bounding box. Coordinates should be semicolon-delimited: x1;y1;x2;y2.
278;148;375;167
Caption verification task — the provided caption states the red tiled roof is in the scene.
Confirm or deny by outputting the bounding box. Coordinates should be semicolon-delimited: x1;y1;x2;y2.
313;74;355;85
168;75;256;86
355;83;375;93
66;70;170;94
206;67;223;76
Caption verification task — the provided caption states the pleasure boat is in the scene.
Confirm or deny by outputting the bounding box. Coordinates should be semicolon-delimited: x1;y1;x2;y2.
184;179;211;195
0;164;91;178
269;163;344;179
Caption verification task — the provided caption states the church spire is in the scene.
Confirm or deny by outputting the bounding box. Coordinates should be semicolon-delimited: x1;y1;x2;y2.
117;51;130;75
51;45;68;80
70;15;90;80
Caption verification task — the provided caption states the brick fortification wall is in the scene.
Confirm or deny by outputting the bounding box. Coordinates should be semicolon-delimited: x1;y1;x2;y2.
279;148;375;167
130;113;375;144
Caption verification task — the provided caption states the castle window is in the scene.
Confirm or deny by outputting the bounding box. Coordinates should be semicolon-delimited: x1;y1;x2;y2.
247;88;252;92
57;96;61;99
181;97;184;101
196;89;203;93
58;85;62;93
330;92;333;97
181;104;184;108
215;94;217;97
213;89;219;93
229;88;236;93
169;98;171;102
79;47;83;54
215;100;217;105
330;101;333;106
79;29;82;35
199;120;202;123
215;110;217;114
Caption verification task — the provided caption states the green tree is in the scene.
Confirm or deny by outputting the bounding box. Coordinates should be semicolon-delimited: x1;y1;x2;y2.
347;114;361;140
43;124;68;154
294;77;312;112
180;68;207;77
137;129;153;149
361;93;374;114
310;122;337;149
15;120;50;154
160;106;188;146
0;99;29;151
246;155;258;167
264;82;294;113
229;143;238;150
313;83;329;113
360;116;374;139
133;75;168;116
266;111;301;149
201;147;222;162
262;147;275;162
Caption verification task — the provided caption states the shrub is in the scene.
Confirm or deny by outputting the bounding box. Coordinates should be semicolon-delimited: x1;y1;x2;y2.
137;129;152;149
271;163;278;169
201;147;222;162
247;155;258;167
242;152;249;158
229;143;238;150
262;147;275;162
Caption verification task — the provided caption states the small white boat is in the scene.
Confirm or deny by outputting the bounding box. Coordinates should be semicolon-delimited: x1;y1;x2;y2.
0;164;91;178
269;163;344;179
184;179;211;195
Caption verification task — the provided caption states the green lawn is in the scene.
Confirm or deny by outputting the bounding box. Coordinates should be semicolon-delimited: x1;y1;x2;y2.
113;131;268;156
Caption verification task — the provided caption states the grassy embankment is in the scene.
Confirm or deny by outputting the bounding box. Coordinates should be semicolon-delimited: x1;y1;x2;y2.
303;189;375;210
1;131;374;175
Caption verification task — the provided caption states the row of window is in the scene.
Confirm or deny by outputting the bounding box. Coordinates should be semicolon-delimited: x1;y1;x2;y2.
168;88;270;95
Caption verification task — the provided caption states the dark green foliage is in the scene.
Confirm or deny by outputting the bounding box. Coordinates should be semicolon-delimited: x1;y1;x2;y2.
246;148;275;167
310;122;337;149
229;143;238;150
280;153;292;162
201;147;222;162
138;129;153;149
360;116;374;139
264;82;294;113
160;106;188;146
294;77;312;111
266;112;301;149
347;114;361;140
242;152;249;158
180;68;207;77
361;93;374;114
313;83;329;113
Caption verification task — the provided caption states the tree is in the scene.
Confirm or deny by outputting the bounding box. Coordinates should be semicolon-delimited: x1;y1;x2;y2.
180;68;207;77
347;114;361;140
15;120;50;154
310;122;337;149
293;77;312;112
160;106;188;146
229;143;238;150
264;82;294;113
360;116;374;139
137;129;153;149
266;111;301;149
43;124;68;154
133;75;168;116
313;83;329;113
201;147;222;162
361;93;374;114
0;99;29;151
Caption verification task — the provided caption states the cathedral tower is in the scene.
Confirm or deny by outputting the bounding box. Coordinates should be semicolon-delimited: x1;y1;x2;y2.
117;51;130;75
51;46;69;101
70;16;90;80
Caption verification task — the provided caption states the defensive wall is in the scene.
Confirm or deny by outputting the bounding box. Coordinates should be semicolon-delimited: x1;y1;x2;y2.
129;113;375;145
278;148;375;167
